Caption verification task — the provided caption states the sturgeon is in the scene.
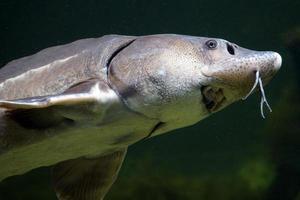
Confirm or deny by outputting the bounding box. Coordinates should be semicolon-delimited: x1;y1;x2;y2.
0;34;281;200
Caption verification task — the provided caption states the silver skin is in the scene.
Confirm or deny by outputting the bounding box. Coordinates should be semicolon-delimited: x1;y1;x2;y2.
0;34;281;199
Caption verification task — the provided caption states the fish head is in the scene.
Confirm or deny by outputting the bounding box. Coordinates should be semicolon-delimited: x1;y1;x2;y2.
108;34;282;130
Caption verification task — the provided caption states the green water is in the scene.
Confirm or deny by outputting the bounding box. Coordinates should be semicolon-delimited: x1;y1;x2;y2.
0;0;299;199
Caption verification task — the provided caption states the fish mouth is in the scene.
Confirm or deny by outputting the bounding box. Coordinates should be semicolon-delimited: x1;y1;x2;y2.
201;85;226;112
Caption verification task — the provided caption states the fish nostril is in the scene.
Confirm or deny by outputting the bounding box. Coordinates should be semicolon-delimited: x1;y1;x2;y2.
226;43;235;55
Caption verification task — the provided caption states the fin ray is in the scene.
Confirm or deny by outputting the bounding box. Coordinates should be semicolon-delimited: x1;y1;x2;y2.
53;149;127;200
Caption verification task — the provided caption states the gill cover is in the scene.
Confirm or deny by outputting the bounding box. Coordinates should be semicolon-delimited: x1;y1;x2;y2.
108;34;208;120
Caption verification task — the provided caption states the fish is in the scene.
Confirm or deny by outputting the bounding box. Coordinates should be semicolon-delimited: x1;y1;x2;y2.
0;34;282;200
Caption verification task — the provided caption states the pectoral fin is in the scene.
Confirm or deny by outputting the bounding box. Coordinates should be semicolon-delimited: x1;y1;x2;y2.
0;78;120;129
52;149;127;200
0;78;118;109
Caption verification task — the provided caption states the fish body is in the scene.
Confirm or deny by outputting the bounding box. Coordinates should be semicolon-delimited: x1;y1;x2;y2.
0;34;281;199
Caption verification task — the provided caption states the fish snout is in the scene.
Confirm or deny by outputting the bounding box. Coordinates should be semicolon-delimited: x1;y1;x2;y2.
200;49;282;112
272;52;282;71
237;51;282;98
202;50;282;93
253;51;282;85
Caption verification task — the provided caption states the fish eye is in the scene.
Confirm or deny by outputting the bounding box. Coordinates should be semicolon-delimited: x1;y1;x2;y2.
205;40;218;49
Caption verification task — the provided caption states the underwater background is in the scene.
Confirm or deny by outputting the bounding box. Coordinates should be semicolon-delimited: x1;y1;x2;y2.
0;0;299;199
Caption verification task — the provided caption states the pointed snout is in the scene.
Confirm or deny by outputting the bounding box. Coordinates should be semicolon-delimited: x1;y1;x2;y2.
251;51;282;85
272;52;282;71
200;47;282;99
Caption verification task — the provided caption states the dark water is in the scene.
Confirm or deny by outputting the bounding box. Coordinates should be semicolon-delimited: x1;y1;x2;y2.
0;0;299;199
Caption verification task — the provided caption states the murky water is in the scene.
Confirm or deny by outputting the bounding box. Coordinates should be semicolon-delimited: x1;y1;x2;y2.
0;0;299;199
